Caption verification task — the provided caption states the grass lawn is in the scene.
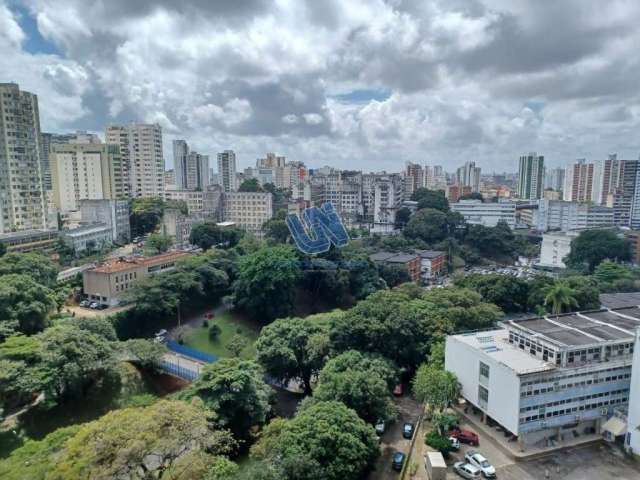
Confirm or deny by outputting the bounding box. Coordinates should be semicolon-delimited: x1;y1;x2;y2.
184;311;260;359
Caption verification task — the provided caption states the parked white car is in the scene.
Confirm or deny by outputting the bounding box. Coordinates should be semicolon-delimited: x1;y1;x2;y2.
453;462;481;479
449;436;461;450
464;451;496;478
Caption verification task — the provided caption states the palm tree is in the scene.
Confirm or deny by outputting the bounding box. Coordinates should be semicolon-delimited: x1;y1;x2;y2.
544;282;579;315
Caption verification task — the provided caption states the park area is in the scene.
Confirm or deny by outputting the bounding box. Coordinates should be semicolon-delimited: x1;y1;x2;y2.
181;311;260;359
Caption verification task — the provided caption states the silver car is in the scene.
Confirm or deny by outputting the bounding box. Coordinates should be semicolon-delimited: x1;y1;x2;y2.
464;451;496;478
453;462;481;479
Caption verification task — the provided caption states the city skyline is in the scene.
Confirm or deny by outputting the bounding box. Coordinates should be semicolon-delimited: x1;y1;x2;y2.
2;1;640;172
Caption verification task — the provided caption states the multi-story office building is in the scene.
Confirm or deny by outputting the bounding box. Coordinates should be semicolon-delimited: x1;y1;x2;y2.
61;223;113;254
222;191;273;236
50;143;126;212
0;83;47;233
451;199;516;228
80;199;130;244
217;150;237;192
518;153;545;200
564;159;595;203
163;187;222;219
528;200;614;232
105;123;164;198
456;161;481;192
544;167;565;193
446;308;637;448
83;251;191;306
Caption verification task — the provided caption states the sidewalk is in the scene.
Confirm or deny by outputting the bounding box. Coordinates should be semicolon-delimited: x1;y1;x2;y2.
453;406;603;461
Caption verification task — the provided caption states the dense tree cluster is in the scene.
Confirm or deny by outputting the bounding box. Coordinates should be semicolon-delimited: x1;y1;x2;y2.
190;223;245;251
130;197;188;238
565;229;631;272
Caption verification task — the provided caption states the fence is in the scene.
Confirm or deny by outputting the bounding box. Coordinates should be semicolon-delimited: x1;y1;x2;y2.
159;357;202;381
165;340;219;363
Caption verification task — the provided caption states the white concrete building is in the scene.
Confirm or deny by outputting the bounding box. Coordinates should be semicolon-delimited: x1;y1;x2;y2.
456;161;481;192
80;199;130;244
446;308;636;448
451;200;516;227
373;174;403;231
529;200;614;232
217;150;237;192
105;123;164;198
61;223;113;253
626;328;640;455
51;143;126;213
0;83;47;233
537;231;579;269
222;191;273;237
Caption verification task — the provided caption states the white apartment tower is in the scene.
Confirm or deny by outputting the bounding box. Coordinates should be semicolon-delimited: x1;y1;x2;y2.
172;139;189;189
456;161;481;192
217;150;237;192
172;139;209;191
50;143;126;213
105;123;164;198
0;83;47;233
564;159;595;203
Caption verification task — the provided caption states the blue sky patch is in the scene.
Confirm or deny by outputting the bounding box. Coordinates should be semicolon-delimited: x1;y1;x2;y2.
10;4;62;56
331;88;392;104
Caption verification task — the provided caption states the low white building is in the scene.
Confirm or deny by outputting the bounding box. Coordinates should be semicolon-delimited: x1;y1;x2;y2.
446;308;636;449
451;200;516;228
528;200;614;232
61;223;113;253
537;231;579;269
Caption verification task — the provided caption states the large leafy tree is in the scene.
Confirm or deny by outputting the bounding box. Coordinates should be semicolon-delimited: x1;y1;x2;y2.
45;400;235;480
565;229;631;272
238;178;263;192
0;273;55;339
263;218;290;244
178;358;272;439
404;208;450;243
412;364;459;411
190;223;244;250
411;188;449;212
312;350;397;422
233;245;302;322
144;233;173;254
455;273;529;313
423;287;503;332
255;401;379;480
0;252;58;287
255;317;329;395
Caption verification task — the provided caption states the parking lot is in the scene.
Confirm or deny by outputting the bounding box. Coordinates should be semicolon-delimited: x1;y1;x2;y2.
368;395;423;480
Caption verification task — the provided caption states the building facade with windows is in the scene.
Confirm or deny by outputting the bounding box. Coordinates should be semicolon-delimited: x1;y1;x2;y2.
0;228;59;255
451;200;516;228
537;231;579;269
79;199;130;244
518;152;545;200
61;223;113;254
446;308;637;449
222;191;273;237
217;150;237;192
83;251;191;306
0;83;47;233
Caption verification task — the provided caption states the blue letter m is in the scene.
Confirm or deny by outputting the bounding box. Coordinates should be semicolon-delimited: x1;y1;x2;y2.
286;202;349;254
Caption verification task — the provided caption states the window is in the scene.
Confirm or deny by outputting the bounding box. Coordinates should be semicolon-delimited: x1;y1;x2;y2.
478;385;489;403
479;362;490;380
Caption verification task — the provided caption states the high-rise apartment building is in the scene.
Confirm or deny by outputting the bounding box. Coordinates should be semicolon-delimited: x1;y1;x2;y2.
455;161;481;192
217;150;237;192
593;154;625;206
172;139;188;189
0;83;47;233
426;165;446;190
172;140;210;191
42;131;102;191
563;159;595;202
544;167;565;193
517;152;545;200
105;123;164;198
403;162;425;200
50;143;126;213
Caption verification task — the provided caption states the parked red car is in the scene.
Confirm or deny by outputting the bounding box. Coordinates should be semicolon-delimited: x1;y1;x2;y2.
393;384;403;396
448;428;479;446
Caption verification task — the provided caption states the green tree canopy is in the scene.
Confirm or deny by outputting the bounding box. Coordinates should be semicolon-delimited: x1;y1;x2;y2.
0;252;58;287
410;188;449;212
121;339;167;369
565;229;631;272
0;273;55;339
233;245;302;322
44;400;235;480
312;350;397;422
190;223;244;250
178;358;272;440
455;273;529;313
263;218;290;244
145;233;173;254
0;241;6;257
394;207;412;228
593;260;634;291
544;282;579;315
412;364;459;411
238;178;264;192
254;401;379;480
404;208;451;243
256;317;329;395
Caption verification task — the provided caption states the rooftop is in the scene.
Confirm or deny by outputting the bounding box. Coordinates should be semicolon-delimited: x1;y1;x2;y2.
600;292;640;309
369;251;418;263
508;307;640;348
62;223;112;237
0;229;59;241
452;329;554;375
90;251;191;274
414;249;446;259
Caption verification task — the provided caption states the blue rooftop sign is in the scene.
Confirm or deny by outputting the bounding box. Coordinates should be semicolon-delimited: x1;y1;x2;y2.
286;202;350;254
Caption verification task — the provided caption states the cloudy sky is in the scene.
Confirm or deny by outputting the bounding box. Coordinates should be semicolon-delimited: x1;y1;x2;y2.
2;0;640;172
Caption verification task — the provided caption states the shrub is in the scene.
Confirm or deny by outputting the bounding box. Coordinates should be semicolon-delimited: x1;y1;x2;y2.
209;324;222;340
425;430;452;457
202;319;209;328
